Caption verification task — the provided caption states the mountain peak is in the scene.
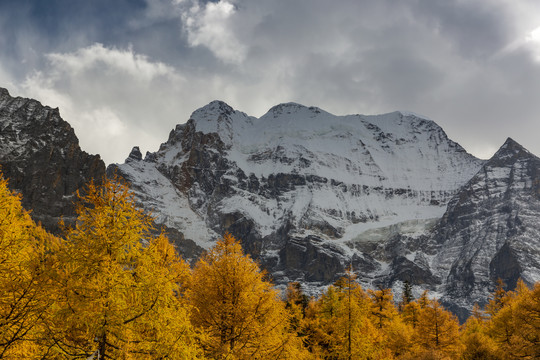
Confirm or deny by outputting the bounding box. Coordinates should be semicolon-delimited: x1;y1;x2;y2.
0;87;106;233
269;102;308;111
126;146;143;162
0;87;10;98
0;87;15;108
191;100;234;120
397;110;432;121
264;102;327;119
501;137;525;150
489;137;534;163
188;100;237;133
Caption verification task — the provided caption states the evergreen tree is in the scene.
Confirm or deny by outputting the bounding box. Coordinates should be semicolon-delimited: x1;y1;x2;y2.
400;280;413;310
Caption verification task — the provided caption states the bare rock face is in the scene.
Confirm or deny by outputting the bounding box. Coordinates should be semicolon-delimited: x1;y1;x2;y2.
0;87;106;232
427;138;540;320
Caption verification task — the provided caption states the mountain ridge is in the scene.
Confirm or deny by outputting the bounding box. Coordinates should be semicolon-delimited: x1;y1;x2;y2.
2;87;539;321
111;100;489;307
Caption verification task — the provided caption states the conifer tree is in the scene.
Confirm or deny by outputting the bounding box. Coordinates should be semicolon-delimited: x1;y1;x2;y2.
413;297;462;358
486;278;510;317
513;281;540;358
461;304;502;360
486;279;539;359
369;285;411;358
368;286;397;329
402;300;421;329
400;280;413;310
190;233;305;359
0;173;58;358
284;282;309;335
306;270;382;359
485;281;520;358
46;177;201;359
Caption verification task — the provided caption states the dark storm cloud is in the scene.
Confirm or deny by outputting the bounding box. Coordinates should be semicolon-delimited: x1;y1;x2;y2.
1;0;147;46
2;0;540;163
0;0;144;77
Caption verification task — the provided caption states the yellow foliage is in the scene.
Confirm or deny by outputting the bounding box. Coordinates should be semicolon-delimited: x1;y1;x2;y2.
4;169;540;360
412;296;462;358
0;172;59;358
45;177;202;359
190;233;306;359
515;282;540;358
382;315;414;358
486;279;540;359
305;270;385;360
460;304;502;359
368;287;398;329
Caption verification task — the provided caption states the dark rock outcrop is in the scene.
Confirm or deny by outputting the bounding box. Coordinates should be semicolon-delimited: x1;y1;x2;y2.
0;87;106;232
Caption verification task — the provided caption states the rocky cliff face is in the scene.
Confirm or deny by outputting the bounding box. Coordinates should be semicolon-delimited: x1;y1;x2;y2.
0;87;106;232
430;138;540;319
379;137;540;320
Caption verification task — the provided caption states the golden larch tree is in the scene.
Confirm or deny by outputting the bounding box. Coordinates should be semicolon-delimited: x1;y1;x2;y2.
412;296;462;358
487;279;539;359
189;233;306;359
284;282;309;336
46;177;201;359
0;172;59;358
514;281;540;358
460;304;502;360
305;270;383;360
368;286;397;329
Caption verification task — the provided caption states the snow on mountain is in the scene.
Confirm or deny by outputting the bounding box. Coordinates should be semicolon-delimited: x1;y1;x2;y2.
425;138;540;319
115;150;217;250
111;100;484;288
5;86;540;320
4;86;540;319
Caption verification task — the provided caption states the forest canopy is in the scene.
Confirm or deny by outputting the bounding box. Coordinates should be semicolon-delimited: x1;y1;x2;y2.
0;172;538;359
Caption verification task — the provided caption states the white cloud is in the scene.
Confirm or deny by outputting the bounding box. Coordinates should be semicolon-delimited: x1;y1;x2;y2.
46;43;175;81
20;44;186;165
17;42;292;165
525;26;540;61
181;0;247;64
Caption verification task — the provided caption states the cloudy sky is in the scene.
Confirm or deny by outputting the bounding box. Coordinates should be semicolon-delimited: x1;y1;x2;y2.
1;0;540;165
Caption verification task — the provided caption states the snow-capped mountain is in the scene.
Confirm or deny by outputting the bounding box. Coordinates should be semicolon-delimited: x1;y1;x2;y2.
0;87;105;232
110;101;487;292
3;87;539;320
